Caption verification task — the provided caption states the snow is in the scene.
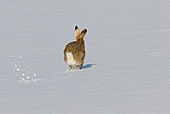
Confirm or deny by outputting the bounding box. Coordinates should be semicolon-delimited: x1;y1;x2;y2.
0;0;170;114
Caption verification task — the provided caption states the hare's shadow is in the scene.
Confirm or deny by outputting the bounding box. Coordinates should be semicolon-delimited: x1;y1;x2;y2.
82;63;97;69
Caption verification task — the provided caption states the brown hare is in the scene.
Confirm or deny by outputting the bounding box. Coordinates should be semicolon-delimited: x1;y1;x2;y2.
64;26;87;70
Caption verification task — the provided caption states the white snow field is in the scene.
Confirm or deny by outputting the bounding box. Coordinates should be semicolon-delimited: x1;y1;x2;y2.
0;0;170;114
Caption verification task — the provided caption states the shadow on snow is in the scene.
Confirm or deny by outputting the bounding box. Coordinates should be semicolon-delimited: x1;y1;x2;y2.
82;63;97;69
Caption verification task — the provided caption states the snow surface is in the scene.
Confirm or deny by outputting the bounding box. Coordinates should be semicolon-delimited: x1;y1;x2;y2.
0;0;170;114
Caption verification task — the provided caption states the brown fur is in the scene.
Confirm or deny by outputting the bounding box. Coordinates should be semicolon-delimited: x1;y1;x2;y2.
64;26;87;70
75;27;87;47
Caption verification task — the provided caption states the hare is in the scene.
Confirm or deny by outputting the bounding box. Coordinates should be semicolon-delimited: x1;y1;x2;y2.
64;26;87;70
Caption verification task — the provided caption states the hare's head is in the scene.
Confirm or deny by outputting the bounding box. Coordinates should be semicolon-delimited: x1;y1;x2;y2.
75;26;87;46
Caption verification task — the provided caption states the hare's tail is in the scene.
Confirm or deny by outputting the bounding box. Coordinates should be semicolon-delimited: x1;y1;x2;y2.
66;52;76;65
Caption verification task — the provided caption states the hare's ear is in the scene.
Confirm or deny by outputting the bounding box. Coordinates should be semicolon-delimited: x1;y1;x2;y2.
75;26;80;38
81;29;87;39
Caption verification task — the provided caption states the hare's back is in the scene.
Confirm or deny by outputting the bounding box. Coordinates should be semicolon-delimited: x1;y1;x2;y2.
65;41;85;52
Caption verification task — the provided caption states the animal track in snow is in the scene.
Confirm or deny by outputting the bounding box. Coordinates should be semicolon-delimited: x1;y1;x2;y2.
12;54;40;83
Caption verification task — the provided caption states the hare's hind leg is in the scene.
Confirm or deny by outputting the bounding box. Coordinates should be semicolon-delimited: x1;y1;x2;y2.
69;65;74;70
76;64;83;70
